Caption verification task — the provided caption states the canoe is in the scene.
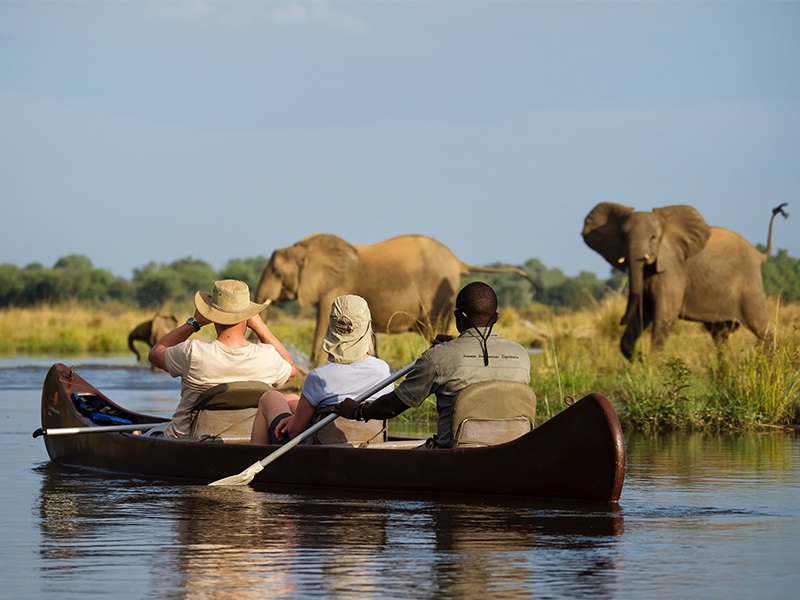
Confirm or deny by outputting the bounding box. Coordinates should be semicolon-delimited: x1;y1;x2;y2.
39;363;626;502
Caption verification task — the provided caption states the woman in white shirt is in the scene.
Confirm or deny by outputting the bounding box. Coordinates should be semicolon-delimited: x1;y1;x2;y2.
249;294;393;445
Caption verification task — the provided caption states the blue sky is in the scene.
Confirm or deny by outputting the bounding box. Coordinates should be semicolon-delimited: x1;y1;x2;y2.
1;1;798;280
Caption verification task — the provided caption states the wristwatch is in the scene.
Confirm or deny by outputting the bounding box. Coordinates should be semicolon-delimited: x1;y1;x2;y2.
186;317;201;332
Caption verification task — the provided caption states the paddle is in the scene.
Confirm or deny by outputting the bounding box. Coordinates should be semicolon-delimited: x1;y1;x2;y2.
209;361;416;487
33;423;160;437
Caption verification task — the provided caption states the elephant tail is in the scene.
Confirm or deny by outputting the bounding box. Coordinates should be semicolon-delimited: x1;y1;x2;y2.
462;263;544;293
761;203;789;261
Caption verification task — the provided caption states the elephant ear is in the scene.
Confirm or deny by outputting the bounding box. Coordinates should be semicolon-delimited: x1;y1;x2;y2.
295;234;359;306
653;205;711;267
582;202;635;270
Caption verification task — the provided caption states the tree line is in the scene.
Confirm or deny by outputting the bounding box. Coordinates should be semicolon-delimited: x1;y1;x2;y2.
1;250;799;310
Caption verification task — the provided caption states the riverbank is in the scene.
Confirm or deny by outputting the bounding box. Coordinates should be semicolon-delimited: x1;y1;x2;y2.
2;295;798;432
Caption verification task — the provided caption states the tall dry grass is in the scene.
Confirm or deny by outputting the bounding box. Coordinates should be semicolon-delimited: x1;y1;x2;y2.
2;294;798;431
512;292;800;431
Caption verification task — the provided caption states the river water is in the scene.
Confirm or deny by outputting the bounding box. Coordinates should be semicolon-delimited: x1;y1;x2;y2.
1;357;798;599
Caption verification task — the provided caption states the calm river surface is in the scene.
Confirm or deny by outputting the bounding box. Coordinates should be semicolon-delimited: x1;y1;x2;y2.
1;357;798;599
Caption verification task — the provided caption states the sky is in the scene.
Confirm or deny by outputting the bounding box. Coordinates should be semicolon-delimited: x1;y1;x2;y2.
1;1;798;281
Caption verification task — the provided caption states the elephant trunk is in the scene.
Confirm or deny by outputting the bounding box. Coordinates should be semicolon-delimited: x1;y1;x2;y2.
257;300;272;324
128;332;141;361
254;277;270;305
621;258;644;326
128;320;154;362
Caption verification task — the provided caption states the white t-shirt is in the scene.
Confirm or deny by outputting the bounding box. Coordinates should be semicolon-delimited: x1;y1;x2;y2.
301;355;394;410
163;339;293;438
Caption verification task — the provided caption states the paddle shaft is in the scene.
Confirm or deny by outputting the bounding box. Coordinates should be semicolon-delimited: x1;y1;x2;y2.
33;423;160;438
256;361;416;469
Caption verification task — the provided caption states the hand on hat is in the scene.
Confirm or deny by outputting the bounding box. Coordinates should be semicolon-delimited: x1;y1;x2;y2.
194;309;212;327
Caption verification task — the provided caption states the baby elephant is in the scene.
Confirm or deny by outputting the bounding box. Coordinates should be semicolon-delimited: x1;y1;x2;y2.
128;313;178;361
582;202;788;359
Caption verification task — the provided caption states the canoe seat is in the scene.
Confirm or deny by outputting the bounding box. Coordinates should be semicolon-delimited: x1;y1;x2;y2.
311;408;387;447
452;380;537;448
189;381;271;443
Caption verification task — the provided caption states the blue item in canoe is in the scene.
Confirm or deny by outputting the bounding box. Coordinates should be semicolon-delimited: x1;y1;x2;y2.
72;392;133;425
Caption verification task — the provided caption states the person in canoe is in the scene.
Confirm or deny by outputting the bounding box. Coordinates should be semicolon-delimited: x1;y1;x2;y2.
334;281;531;448
249;294;394;445
148;279;297;438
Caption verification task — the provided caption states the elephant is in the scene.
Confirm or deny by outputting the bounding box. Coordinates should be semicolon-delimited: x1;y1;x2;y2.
128;313;179;361
581;202;788;359
255;233;540;363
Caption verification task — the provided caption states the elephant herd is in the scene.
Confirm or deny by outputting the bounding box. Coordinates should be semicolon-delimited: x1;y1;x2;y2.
130;203;788;364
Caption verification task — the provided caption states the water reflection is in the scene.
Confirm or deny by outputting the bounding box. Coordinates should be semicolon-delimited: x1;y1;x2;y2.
36;464;625;599
426;501;623;598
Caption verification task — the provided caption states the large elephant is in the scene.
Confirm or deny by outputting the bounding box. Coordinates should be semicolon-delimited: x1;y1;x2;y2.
256;233;539;363
582;202;788;359
128;313;178;361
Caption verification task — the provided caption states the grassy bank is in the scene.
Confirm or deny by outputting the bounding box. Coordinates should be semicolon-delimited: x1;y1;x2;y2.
2;295;798;432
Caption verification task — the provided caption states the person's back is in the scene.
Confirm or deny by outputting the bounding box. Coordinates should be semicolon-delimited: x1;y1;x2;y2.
250;295;393;444
334;281;532;447
397;325;530;447
148;279;296;439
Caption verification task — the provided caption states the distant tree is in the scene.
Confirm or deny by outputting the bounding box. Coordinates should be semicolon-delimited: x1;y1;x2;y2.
167;257;217;296
0;265;24;306
763;249;800;302
219;256;270;291
460;264;537;307
53;254;94;271
19;263;60;304
134;270;180;309
132;257;216;307
49;254;129;304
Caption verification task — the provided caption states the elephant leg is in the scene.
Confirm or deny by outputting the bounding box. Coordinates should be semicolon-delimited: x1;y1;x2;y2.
704;321;739;344
651;316;676;352
650;290;679;352
740;298;770;341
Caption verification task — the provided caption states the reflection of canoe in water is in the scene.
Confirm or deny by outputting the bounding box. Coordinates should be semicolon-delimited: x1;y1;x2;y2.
39;363;626;502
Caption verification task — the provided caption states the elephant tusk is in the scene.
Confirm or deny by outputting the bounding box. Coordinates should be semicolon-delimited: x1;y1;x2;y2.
617;257;625;264
643;253;651;261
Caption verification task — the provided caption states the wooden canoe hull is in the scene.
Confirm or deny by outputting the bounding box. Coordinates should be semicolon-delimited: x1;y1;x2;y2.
40;363;626;502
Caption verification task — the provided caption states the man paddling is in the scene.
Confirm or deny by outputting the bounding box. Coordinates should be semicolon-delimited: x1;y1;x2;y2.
148;279;296;438
334;281;531;447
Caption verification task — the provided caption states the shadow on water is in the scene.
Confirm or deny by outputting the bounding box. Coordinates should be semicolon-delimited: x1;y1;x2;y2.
35;462;625;598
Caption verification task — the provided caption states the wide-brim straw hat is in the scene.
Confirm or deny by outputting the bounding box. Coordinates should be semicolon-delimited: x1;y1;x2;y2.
194;280;268;325
322;295;374;364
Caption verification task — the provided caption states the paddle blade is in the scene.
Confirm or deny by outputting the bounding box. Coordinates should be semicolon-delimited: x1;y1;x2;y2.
208;460;264;487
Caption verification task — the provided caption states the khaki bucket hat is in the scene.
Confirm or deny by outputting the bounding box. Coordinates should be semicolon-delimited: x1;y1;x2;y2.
322;295;375;364
194;280;268;325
